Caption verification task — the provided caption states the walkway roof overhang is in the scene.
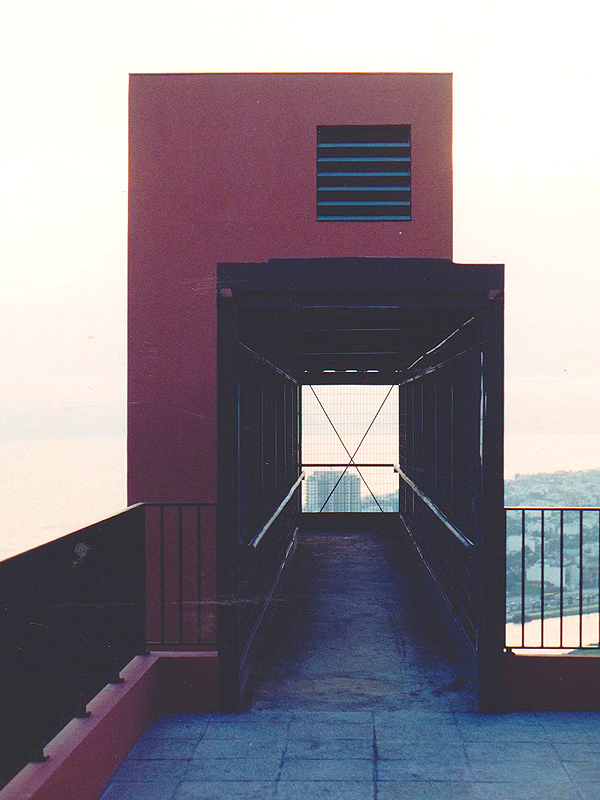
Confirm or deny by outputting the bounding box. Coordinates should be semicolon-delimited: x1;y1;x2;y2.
218;258;504;384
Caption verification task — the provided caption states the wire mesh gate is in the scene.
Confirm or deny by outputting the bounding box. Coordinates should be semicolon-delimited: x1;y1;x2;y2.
301;385;399;512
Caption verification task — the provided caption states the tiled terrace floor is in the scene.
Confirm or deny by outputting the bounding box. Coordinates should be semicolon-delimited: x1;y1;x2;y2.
98;530;600;800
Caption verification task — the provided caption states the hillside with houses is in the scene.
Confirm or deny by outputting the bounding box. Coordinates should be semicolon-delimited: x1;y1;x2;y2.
505;469;600;508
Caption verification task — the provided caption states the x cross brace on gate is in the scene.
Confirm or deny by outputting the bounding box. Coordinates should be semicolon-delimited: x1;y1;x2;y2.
305;385;396;513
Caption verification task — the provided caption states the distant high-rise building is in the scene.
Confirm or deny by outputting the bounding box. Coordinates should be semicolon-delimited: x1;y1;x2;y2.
305;470;362;512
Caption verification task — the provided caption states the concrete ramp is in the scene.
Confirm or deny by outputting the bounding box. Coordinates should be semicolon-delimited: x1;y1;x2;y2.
244;529;476;712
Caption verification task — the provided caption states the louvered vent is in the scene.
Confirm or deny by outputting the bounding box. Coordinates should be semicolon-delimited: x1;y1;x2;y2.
317;125;411;221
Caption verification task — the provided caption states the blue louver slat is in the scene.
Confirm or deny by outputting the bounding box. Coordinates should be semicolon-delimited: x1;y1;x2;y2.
318;157;410;162
319;186;409;191
317;172;410;177
318;215;411;221
318;201;410;206
318;142;410;148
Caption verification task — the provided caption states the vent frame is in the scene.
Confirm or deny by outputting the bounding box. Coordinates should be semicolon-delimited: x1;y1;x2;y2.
317;125;411;222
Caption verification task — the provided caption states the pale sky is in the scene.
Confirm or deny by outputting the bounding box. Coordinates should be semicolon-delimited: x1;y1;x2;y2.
1;0;600;552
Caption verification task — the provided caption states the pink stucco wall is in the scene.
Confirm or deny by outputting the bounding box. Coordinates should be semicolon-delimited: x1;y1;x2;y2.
128;72;453;503
0;652;219;800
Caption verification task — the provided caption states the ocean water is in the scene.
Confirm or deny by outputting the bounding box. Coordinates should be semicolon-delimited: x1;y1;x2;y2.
0;437;126;561
505;433;600;480
506;610;600;652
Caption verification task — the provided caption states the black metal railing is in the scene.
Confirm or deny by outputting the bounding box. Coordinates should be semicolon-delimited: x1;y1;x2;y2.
0;506;146;789
249;473;305;548
239;476;302;661
506;507;600;651
399;467;478;647
396;465;475;550
144;502;217;647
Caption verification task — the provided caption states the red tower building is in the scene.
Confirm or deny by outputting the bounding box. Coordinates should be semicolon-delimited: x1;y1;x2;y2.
128;72;454;504
128;73;504;711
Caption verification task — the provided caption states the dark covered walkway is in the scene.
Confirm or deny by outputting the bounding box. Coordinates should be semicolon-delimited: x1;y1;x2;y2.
243;527;477;712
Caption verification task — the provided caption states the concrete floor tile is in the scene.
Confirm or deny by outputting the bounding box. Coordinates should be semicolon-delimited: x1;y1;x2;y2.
290;710;373;724
377;759;470;782
544;729;600;743
456;720;547;743
143;714;210;739
468;761;571;783
564;761;600;782
193;739;285;760
111;758;189;782
455;712;541;728
555;743;600;760
577;785;600;800
99;781;179;800
375;723;461;743
464;741;557;763
275;781;374;800
184;757;281;781
542;721;600;742
128;737;198;759
475;783;583;800
286;738;373;759
174;781;277;800
213;711;292;724
288;721;373;740
204;722;288;741
377;782;479;799
376;741;466;762
280;758;373;781
374;710;456;725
